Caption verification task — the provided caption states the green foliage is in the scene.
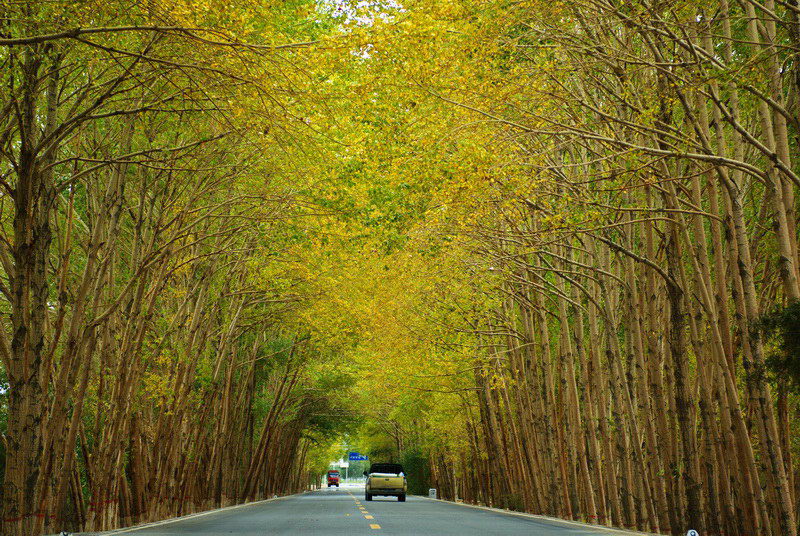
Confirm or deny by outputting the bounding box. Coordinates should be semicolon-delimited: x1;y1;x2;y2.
400;448;431;495
760;300;800;393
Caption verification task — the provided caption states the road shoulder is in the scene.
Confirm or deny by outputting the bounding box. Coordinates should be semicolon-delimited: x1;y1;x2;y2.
66;492;306;536
415;495;658;535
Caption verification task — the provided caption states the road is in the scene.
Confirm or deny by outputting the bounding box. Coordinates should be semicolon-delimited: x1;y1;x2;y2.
92;484;643;536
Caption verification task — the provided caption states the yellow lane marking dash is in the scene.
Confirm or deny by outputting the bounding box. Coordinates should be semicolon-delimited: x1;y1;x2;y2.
364;515;374;519
370;524;381;529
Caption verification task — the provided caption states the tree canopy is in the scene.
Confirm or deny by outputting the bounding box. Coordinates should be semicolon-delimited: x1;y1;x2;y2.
2;1;800;535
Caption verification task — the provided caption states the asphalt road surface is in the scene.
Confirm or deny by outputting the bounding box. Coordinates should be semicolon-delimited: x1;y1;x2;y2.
93;484;643;535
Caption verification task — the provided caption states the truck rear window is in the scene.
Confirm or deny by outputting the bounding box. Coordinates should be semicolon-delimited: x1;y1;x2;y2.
369;463;403;474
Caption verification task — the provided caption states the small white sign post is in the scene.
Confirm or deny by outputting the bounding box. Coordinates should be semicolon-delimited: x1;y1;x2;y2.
429;488;437;499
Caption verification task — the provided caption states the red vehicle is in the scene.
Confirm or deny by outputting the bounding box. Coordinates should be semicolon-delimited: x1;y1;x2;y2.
327;470;340;487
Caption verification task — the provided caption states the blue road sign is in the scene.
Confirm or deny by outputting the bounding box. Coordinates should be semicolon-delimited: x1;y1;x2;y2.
348;452;368;461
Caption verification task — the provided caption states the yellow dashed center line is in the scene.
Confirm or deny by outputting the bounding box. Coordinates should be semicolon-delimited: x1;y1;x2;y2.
347;490;379;529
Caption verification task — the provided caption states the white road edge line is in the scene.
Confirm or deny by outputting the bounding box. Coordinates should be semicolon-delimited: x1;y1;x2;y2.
94;492;306;534
415;495;657;536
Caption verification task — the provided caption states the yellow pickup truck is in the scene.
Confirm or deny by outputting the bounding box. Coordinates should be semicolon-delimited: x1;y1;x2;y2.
364;463;407;502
